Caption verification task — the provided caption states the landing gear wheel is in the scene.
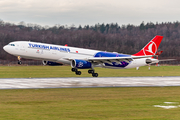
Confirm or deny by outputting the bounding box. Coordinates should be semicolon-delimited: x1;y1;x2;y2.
88;70;94;74
18;61;22;65
76;71;81;75
92;73;98;77
71;68;77;72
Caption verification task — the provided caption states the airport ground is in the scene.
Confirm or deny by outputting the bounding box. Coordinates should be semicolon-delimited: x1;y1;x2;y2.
0;65;180;78
0;87;180;120
0;65;180;120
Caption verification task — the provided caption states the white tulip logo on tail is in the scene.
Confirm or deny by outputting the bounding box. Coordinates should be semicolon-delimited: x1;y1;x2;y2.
144;41;157;55
147;43;154;54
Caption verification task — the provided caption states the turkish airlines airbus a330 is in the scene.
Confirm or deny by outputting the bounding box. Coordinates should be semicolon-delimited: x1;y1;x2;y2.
3;35;163;77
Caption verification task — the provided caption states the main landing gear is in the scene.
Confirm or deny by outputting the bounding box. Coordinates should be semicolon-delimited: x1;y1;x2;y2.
88;69;98;77
17;56;22;65
71;68;81;75
71;68;98;77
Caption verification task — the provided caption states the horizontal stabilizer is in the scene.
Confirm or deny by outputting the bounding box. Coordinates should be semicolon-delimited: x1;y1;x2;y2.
158;59;176;62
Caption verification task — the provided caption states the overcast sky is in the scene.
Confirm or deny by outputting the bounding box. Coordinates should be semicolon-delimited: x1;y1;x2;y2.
0;0;180;27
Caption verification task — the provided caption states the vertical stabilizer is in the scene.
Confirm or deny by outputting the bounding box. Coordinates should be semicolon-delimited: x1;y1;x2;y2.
133;36;163;56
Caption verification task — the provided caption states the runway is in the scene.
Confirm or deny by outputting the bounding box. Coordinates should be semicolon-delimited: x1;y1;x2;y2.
0;77;180;89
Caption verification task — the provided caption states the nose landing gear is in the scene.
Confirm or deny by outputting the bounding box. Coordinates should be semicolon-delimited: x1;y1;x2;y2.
17;56;22;65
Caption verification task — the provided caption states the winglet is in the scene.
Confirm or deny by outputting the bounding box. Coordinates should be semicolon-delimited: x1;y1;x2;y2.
133;36;163;56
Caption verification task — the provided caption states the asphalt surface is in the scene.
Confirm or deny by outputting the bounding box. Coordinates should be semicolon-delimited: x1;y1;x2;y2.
0;77;180;89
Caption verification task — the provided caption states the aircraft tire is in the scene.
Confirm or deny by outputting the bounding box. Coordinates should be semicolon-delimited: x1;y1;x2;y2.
76;71;81;75
88;70;94;74
18;61;22;65
71;68;77;72
92;73;98;77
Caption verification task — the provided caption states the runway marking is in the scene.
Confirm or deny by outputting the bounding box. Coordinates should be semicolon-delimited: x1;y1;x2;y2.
154;102;180;109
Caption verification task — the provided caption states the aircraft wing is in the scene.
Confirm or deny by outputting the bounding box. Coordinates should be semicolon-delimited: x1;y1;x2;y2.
87;55;155;61
64;55;155;65
86;55;155;64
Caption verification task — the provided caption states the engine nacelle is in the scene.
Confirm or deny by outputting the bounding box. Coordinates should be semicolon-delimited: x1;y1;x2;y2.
42;60;63;66
146;59;159;64
146;59;152;64
71;59;92;69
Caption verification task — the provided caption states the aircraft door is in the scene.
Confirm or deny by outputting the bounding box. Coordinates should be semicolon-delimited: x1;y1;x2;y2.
20;43;26;52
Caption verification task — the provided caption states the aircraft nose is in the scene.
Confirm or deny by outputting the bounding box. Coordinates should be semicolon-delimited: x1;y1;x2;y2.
3;45;7;51
3;45;10;53
3;44;16;54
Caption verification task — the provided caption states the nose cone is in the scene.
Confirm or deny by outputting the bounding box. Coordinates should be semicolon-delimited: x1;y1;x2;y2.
3;45;11;54
3;45;8;52
3;44;17;55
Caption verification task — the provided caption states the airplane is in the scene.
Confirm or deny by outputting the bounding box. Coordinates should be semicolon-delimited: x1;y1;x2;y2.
3;35;163;77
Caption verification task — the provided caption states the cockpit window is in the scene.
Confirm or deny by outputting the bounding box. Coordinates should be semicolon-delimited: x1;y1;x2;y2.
8;44;15;46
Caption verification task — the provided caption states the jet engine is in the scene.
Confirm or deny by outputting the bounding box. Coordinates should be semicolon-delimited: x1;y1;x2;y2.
42;60;63;66
71;59;92;69
146;59;159;64
146;59;152;64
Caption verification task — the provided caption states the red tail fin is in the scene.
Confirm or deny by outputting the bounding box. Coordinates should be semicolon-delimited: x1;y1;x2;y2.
133;35;163;56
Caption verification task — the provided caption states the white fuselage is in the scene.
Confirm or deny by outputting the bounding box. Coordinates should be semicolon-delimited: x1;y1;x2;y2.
3;41;156;69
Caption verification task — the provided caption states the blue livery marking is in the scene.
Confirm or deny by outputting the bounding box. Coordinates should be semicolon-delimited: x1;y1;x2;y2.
28;43;70;52
74;59;92;69
94;52;131;68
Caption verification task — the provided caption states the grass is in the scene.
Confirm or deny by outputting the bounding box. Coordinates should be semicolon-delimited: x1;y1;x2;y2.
0;65;179;78
0;87;180;120
0;65;180;119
